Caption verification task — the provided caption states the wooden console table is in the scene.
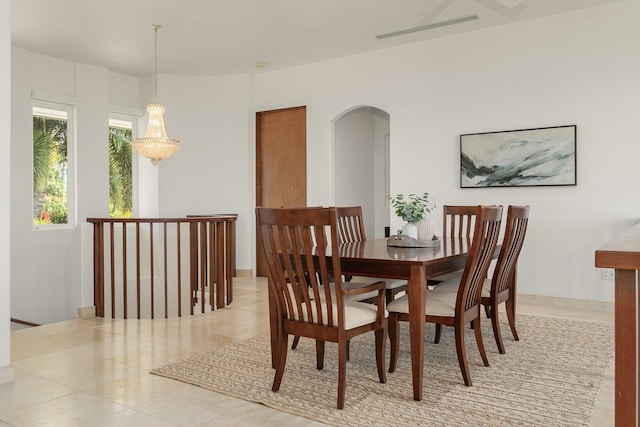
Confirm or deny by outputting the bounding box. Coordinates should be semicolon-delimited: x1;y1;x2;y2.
596;224;640;427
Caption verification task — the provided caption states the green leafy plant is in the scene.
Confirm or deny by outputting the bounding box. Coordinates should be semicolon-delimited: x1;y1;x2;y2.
32;116;68;225
388;192;433;223
109;126;133;218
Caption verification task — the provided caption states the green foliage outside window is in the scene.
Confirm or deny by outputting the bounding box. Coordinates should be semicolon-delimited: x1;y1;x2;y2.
33;111;133;223
33;115;68;225
109;126;133;218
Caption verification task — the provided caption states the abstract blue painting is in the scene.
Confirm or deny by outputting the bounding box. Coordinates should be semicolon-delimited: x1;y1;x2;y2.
460;125;576;188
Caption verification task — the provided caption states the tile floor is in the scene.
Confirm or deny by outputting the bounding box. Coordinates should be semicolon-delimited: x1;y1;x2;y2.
1;277;614;426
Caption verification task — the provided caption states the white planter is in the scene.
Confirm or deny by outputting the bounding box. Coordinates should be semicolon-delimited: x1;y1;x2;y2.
402;222;418;239
416;216;437;241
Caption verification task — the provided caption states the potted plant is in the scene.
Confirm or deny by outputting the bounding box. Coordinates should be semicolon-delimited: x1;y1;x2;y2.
388;192;435;240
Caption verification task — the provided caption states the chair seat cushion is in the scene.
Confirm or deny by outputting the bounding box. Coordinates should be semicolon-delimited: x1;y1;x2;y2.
429;269;464;283
433;277;491;298
294;299;387;329
387;291;456;317
481;279;491;298
349;276;407;290
317;282;380;302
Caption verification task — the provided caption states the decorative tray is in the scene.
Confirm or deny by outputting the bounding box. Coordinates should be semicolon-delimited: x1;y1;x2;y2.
386;235;441;248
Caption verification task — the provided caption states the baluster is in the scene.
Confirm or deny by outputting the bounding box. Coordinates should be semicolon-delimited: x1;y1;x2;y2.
149;222;155;319
200;221;207;314
226;219;235;304
207;220;220;311
189;221;197;315
163;222;168;318
177;222;182;317
93;222;105;317
135;223;141;319
216;220;225;309
122;223;128;319
109;222;115;318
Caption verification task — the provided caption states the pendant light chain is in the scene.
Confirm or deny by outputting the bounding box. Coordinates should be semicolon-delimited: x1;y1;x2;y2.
152;24;160;104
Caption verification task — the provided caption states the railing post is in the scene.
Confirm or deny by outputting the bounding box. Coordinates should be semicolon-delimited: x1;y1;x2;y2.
92;222;105;317
189;221;198;315
199;220;207;314
215;220;225;309
226;219;235;304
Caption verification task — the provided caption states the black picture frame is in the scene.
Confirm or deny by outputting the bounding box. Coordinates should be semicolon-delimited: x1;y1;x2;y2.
460;125;577;188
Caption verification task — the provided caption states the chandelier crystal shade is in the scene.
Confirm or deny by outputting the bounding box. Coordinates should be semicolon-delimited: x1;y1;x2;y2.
132;24;180;166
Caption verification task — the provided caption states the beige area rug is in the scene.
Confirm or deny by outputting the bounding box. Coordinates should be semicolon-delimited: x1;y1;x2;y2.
151;314;613;427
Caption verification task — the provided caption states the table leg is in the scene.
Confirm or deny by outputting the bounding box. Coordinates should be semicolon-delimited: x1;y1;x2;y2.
408;265;426;401
614;269;636;426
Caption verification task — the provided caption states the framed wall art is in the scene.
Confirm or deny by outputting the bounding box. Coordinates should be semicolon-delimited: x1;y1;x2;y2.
460;125;576;188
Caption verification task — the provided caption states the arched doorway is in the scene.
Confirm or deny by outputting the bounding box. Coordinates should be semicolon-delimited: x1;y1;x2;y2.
333;106;390;239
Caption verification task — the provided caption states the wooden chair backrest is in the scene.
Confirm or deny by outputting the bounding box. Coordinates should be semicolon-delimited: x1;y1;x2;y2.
256;206;345;327
456;205;503;313
335;206;367;244
491;205;530;295
443;205;477;237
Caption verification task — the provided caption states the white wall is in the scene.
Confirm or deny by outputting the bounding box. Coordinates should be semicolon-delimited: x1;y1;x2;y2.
373;111;390;238
154;73;253;270
253;0;640;302
334;107;390;238
334;110;376;232
1;0;14;385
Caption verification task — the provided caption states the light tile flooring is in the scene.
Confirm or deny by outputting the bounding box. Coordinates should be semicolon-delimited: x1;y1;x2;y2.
1;277;614;426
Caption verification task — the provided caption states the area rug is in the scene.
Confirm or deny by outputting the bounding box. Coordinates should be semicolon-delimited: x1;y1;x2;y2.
151;314;613;426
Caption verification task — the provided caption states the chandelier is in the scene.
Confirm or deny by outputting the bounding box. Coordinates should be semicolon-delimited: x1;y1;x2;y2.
132;24;180;166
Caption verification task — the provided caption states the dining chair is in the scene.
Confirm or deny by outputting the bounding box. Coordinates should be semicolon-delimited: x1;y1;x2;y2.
431;205;530;354
388;205;503;386
336;206;408;304
443;205;478;238
290;205;383;352
428;205;478;285
256;206;387;409
482;205;529;353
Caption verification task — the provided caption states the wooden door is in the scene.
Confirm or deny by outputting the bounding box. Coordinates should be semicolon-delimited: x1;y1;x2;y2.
256;106;307;276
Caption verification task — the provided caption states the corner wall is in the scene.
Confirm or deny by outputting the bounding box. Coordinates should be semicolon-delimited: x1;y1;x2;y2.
10;49;142;324
1;0;14;384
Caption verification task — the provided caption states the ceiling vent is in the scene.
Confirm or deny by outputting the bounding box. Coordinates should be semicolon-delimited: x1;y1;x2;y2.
375;14;479;40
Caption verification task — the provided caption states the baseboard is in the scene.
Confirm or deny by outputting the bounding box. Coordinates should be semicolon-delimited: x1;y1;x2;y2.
0;364;14;386
519;293;614;313
77;306;96;319
235;269;253;278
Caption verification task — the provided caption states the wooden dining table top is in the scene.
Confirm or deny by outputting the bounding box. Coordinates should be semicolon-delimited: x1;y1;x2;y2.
336;237;474;280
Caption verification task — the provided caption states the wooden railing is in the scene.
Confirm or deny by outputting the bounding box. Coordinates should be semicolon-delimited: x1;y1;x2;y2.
595;223;640;427
87;215;236;319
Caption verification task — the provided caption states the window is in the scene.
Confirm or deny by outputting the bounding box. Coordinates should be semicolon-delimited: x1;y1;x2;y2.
32;103;74;227
109;116;133;218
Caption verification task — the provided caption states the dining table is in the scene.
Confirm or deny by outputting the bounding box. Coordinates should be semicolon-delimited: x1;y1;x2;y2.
268;236;486;401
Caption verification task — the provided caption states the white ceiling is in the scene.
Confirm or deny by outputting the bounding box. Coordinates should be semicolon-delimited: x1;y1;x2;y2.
11;0;623;76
